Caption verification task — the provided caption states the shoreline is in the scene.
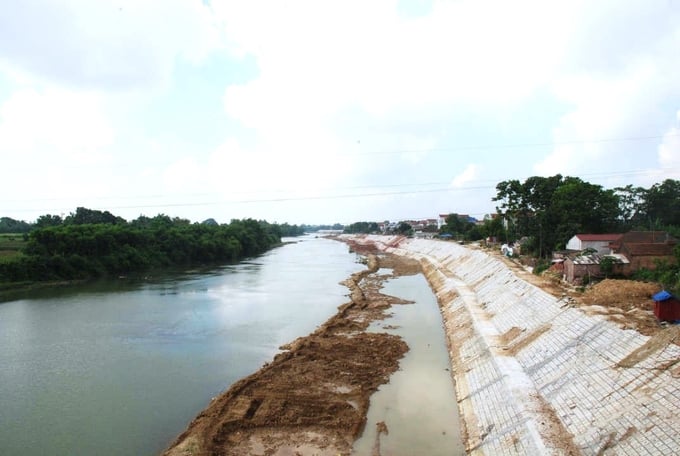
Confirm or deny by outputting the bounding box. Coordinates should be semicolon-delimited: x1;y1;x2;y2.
162;233;680;454
162;251;420;456
350;234;680;455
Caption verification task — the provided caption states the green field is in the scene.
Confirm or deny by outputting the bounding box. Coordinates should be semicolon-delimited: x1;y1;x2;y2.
0;233;26;262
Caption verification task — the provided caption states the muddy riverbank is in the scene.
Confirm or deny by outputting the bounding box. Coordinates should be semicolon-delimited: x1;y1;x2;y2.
162;250;423;456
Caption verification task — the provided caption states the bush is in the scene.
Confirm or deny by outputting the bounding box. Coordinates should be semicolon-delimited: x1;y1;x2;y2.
533;259;550;275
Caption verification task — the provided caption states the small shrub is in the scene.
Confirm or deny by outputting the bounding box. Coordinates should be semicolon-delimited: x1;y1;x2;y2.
533;259;550;275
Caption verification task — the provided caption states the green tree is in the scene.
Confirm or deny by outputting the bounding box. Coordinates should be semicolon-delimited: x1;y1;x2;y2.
440;214;484;241
442;214;468;235
396;222;412;235
614;184;647;228
64;207;127;225
1;211;286;284
35;214;63;228
644;179;680;227
599;256;622;278
549;179;620;248
494;175;564;246
343;222;379;234
493;175;622;257
0;217;32;233
479;215;506;241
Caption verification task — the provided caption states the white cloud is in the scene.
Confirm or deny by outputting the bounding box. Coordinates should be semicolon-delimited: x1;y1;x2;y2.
0;88;116;215
0;88;113;158
160;135;352;202
218;0;570;124
0;0;220;90
450;164;479;188
1;0;680;224
657;110;680;177
535;62;658;174
534;1;680;182
215;0;576;210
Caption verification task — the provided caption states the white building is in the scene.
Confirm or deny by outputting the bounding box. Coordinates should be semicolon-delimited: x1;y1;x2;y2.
565;234;622;255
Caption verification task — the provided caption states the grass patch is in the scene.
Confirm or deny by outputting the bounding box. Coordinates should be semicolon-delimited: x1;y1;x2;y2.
0;233;27;262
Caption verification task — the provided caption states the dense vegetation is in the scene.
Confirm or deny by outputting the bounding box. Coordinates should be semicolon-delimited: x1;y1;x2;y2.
343;221;380;234
440;214;484;241
491;177;680;255
0;233;26;262
344;176;680;292
491;176;680;292
0;207;309;284
0;217;32;233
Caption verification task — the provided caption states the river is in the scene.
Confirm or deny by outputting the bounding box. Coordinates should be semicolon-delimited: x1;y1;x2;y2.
352;273;465;455
0;236;364;456
0;235;463;456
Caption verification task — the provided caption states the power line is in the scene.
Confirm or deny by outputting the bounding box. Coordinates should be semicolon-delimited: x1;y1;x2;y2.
2;165;678;206
2;164;678;217
345;133;680;156
7;134;679;172
2;185;492;214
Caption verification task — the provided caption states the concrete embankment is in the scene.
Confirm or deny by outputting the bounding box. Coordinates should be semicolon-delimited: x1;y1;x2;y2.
344;235;680;455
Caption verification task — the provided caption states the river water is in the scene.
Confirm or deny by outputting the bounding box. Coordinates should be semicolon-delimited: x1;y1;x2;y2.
352;273;465;455
0;235;463;456
0;236;363;456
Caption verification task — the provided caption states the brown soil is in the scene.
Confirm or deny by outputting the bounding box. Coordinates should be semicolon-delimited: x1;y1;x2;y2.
162;237;674;455
572;279;668;337
487;248;668;338
162;251;419;456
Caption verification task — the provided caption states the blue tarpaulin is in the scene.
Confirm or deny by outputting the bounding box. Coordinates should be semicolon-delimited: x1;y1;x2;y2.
653;290;673;301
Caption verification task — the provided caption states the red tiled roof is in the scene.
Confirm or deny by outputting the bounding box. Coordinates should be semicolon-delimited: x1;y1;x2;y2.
622;243;676;256
619;231;677;244
575;233;622;241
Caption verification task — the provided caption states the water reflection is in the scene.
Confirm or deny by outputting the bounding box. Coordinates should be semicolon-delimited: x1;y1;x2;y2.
0;235;363;456
353;273;464;456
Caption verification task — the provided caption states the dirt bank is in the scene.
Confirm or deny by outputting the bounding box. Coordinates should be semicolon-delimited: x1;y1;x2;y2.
491;250;669;338
162;248;420;456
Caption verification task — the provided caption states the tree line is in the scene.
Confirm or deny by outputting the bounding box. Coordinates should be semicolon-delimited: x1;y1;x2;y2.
341;176;679;256
492;176;679;257
0;217;32;233
0;207;309;284
342;177;680;291
481;176;679;292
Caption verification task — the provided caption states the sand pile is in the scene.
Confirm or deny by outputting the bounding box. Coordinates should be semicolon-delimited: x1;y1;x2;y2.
575;279;669;337
580;279;660;312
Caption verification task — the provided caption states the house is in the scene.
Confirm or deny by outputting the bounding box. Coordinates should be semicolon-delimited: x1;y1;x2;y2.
437;213;478;229
563;253;629;284
565;234;622;255
562;231;677;280
611;231;677;272
652;290;680;322
610;230;677;249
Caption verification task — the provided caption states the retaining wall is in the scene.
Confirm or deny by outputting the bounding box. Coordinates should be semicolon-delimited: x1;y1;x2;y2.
348;235;680;455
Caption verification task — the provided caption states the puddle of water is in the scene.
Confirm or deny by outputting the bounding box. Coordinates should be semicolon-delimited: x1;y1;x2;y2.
352;273;465;456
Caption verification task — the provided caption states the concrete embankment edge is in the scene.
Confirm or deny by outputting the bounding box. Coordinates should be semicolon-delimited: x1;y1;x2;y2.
344;235;680;455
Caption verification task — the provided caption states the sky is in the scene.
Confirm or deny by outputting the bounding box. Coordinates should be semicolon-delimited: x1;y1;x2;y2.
1;0;679;225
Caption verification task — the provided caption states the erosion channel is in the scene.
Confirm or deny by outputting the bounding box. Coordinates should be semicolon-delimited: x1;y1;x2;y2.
164;242;464;455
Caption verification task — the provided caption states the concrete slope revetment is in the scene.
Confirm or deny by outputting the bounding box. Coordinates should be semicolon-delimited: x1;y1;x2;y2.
344;235;680;456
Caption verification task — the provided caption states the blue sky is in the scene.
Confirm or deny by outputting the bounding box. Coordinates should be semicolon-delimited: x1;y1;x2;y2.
1;0;679;225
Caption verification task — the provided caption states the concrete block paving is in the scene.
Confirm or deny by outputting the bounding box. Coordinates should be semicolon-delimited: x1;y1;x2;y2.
357;236;680;455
